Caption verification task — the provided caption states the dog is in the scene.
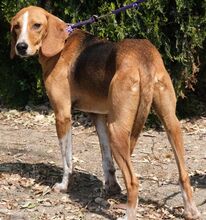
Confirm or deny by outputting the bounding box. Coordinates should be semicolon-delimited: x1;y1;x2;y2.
10;6;200;220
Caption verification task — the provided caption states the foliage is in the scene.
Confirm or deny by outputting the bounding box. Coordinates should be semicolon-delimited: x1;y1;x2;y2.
0;0;205;107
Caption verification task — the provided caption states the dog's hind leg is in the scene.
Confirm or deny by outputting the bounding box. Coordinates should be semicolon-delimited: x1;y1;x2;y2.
108;103;138;220
153;72;200;220
92;114;121;195
107;68;154;220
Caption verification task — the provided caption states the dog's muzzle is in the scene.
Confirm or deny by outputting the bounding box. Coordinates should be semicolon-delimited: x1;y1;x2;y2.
16;42;28;56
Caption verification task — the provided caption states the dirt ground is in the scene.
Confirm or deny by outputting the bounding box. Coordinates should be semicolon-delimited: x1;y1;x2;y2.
0;108;206;220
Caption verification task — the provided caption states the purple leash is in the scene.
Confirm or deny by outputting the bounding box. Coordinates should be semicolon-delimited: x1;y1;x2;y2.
67;0;146;33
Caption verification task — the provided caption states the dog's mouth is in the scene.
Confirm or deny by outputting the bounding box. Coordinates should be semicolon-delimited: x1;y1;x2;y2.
18;53;30;58
16;49;39;58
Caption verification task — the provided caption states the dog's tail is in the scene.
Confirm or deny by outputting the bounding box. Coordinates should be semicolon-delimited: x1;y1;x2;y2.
130;68;155;154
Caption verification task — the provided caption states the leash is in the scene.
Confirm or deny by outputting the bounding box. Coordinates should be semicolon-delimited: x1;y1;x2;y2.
67;0;146;33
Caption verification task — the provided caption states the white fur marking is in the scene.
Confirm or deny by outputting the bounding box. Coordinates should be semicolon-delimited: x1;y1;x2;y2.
131;82;139;92
60;129;72;177
17;11;29;44
180;182;200;218
126;207;136;219
96;117;113;178
53;129;72;192
117;207;136;220
180;183;188;207
15;11;33;56
154;76;158;83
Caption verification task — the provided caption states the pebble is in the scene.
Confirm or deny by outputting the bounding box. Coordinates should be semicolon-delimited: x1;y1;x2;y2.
94;197;108;208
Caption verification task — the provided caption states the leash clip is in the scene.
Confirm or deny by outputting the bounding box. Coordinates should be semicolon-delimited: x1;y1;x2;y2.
66;25;74;33
91;15;99;22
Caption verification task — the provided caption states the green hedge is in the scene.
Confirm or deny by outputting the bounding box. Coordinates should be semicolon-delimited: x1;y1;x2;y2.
0;0;205;107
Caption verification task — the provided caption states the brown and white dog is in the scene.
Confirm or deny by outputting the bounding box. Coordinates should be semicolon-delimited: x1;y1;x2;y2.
10;6;200;220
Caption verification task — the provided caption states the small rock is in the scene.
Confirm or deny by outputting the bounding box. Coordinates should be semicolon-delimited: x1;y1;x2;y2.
94;197;108;208
61;195;70;203
95;197;103;204
34;114;45;121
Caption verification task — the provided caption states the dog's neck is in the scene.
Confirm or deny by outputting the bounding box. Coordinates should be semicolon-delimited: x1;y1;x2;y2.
38;51;61;81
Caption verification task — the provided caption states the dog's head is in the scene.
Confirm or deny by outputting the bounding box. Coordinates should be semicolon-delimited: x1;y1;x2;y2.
10;6;68;58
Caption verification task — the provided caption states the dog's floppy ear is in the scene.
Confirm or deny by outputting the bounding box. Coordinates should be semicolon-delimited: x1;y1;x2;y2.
41;13;68;57
10;18;17;59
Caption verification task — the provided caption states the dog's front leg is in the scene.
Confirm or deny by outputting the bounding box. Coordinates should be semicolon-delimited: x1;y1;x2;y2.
53;112;72;193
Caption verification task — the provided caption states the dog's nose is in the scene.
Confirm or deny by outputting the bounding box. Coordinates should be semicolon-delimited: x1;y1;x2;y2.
16;42;28;55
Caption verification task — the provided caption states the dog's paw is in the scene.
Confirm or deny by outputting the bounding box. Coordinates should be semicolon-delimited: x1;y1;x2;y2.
114;205;136;220
52;182;68;193
116;212;135;220
184;205;201;220
105;181;121;195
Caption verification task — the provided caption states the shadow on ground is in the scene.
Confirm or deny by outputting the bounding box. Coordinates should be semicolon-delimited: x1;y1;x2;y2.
191;173;206;189
0;162;117;219
1;162;204;219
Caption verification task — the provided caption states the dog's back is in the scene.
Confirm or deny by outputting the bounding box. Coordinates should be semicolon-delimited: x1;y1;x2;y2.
66;30;159;99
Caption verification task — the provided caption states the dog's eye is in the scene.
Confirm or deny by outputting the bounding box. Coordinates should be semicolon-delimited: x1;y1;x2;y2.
14;24;20;30
33;23;42;29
